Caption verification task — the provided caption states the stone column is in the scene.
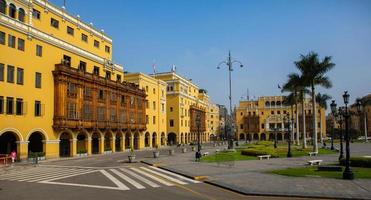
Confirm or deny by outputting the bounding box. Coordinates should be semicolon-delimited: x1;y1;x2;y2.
16;141;29;161
44;140;60;159
99;137;104;154
70;139;77;157
87;137;92;155
121;135;125;151
111;136;116;153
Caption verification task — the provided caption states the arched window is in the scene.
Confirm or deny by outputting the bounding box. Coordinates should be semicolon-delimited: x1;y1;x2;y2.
271;101;276;107
265;101;270;107
9;3;16;18
18;8;25;22
0;0;6;14
276;101;281;107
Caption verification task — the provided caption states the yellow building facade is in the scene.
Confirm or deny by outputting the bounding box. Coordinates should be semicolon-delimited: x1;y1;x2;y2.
207;103;220;141
124;73;167;148
235;96;326;143
153;72;213;145
0;0;148;160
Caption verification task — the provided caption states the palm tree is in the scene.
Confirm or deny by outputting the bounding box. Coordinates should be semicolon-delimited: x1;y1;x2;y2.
295;52;335;153
282;73;303;145
315;93;331;145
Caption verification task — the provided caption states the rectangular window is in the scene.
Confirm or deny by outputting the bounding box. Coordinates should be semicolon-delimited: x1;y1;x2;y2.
7;65;14;83
50;18;59;28
170;119;174;127
67;102;77;119
8;35;15;48
105;45;110;53
62;55;71;67
153;101;156;110
120;110;126;123
0;96;3;114
161;103;165;112
32;9;41;19
98;90;104;100
0;31;5;45
83;104;92;120
34;101;41;116
6;97;14;114
145;115;149;124
106;71;111;79
16;68;24;85
81;33;88;42
67;83;77;97
35;72;41;88
67;26;74;36
240;124;243;129
153;116;156;124
116;74;121;82
97;106;105;121
16;98;23;115
94;40;100;48
261;123;265;129
110;108;116;121
0;63;4;81
93;66;99;75
79;61;86;72
17;38;25;51
36;45;42;57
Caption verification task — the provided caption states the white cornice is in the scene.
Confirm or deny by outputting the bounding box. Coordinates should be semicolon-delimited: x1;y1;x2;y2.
33;0;112;43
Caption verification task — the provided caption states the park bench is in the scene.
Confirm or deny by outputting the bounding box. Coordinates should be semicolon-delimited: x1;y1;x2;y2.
257;155;271;160
308;152;318;157
203;152;209;156
307;160;322;166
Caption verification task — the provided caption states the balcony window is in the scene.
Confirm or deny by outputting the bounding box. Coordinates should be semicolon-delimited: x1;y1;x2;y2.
16;98;23;115
120;110;126;123
50;18;59;29
79;61;86;72
67;83;77;97
34;101;42;116
110;108;116;121
18;8;25;22
83;87;92;100
83;104;92;120
9;4;16;18
63;55;71;67
6;97;14;114
7;65;14;83
98;90;104;100
93;66;99;75
32;8;41;20
97;107;105;121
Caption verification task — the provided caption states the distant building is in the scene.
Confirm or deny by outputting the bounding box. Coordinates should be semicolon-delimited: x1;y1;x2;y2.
235;96;326;142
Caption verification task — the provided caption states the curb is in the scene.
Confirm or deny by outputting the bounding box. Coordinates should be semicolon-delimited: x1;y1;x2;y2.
140;160;369;200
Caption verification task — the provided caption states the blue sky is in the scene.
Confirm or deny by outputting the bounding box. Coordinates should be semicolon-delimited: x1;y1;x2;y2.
51;0;371;111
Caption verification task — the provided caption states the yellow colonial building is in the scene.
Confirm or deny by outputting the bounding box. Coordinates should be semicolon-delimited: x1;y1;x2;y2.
124;72;167;148
235;96;326;143
153;71;213;145
0;0;147;160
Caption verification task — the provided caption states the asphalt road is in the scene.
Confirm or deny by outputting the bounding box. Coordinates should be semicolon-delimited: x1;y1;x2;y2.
0;146;318;200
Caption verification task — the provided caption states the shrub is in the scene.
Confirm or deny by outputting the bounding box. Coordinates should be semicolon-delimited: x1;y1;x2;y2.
28;151;45;158
77;149;87;154
241;149;278;158
257;141;273;147
339;157;371;168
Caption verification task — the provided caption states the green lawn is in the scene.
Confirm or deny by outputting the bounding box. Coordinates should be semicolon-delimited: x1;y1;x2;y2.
270;166;371;179
201;141;337;163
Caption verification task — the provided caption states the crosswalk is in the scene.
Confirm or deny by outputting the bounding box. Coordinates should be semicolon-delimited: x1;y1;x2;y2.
0;166;200;191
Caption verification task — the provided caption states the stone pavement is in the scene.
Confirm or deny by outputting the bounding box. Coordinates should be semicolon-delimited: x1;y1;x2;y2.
143;143;371;199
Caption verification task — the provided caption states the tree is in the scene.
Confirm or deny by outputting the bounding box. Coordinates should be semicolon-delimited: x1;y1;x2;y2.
283;94;295;143
315;93;331;145
295;52;335;153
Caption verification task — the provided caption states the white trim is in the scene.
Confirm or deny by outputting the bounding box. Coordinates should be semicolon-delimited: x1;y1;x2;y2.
15;141;29;144
25;128;49;141
33;0;112;43
0;127;24;141
44;140;60;144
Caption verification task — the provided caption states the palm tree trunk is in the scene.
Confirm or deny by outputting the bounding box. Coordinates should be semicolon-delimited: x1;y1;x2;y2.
295;101;300;145
291;105;294;143
302;91;307;149
312;84;318;153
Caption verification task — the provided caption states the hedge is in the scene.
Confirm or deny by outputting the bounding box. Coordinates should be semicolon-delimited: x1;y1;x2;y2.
339;157;371;168
241;149;278;158
28;152;45;158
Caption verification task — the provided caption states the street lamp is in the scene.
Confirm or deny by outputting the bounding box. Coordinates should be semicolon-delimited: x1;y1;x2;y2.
195;113;201;161
337;107;345;160
217;51;244;150
330;100;337;150
342;91;354;180
284;113;292;157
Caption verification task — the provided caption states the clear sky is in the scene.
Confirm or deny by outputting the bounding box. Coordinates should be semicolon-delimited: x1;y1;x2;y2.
51;0;371;112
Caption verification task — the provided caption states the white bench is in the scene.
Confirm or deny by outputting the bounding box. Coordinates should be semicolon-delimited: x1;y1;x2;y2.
307;160;323;166
257;155;271;160
308;152;318;157
203;152;209;156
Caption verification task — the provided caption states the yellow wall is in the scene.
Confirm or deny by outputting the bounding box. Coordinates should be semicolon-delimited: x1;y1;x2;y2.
0;0;123;159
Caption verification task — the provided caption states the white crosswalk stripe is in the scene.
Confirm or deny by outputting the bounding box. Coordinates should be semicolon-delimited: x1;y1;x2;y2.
0;166;200;191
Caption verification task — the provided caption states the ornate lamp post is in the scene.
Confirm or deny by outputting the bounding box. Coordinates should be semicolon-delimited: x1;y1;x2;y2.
342;91;354;180
217;51;244;149
195;113;202;161
337;107;345;160
285;113;292;157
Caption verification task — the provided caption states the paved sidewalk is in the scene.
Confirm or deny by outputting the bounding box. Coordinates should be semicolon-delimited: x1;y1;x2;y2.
143;143;371;199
